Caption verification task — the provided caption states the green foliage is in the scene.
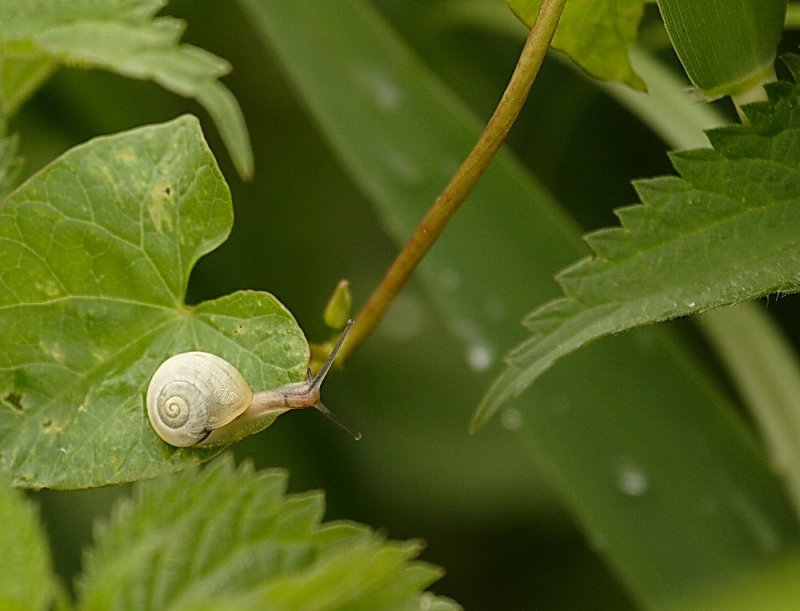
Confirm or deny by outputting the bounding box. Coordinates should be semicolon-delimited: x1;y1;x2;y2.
656;0;786;98
0;116;307;489
0;457;455;609
475;56;800;428
241;1;800;606
0;481;53;610
507;0;646;90
3;0;800;608
77;455;456;611
0;0;253;178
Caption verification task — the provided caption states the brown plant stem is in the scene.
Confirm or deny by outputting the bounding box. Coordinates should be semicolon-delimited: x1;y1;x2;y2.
337;0;567;363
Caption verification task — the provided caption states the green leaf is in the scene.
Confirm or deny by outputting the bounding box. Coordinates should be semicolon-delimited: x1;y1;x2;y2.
0;481;53;610
508;0;646;90
0;116;307;489
474;56;800;429
0;0;253;179
655;0;785;99
77;455;457;611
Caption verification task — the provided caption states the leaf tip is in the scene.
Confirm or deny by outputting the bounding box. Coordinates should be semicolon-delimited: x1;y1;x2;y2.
468;412;485;435
472;369;520;432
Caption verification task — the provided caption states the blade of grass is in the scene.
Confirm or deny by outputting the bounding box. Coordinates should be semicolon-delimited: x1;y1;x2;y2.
701;306;800;515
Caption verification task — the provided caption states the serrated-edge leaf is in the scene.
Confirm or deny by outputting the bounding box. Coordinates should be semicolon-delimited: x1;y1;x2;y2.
253;536;453;611
0;0;253;179
77;455;457;611
0;0;164;36
474;57;800;429
0;480;53;610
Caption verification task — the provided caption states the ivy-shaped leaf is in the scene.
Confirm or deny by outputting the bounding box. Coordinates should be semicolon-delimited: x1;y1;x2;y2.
77;455;459;611
508;0;646;90
474;56;800;430
0;0;253;179
0;116;307;489
0;481;53;610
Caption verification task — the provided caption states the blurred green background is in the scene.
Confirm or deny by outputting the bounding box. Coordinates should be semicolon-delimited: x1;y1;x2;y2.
13;1;800;608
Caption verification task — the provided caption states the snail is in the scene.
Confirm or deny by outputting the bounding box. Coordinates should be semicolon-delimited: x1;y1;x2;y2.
146;320;359;447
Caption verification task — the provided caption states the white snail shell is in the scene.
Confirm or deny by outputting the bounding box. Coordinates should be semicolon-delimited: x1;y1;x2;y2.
147;351;253;447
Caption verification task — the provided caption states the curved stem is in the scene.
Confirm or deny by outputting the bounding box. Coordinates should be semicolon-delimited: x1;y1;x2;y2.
337;0;567;362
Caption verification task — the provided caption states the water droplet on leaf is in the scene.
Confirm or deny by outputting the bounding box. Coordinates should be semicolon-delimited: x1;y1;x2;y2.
616;460;649;496
501;408;522;431
439;269;460;291
466;344;494;371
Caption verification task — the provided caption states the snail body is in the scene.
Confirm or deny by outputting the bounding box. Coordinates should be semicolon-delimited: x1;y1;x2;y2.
146;320;357;447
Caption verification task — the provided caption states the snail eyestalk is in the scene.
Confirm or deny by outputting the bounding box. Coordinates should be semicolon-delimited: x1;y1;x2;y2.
312;318;354;387
315;401;361;441
311;319;361;440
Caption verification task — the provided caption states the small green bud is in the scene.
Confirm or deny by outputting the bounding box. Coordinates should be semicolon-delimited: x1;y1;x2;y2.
323;279;352;331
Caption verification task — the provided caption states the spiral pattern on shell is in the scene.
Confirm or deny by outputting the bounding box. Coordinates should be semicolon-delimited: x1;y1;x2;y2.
146;351;254;447
155;381;201;429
